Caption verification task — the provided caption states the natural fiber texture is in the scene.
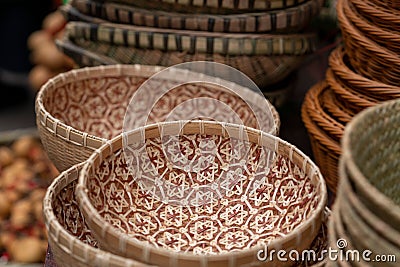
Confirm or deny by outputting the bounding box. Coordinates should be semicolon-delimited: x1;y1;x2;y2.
337;0;400;86
367;0;400;10
329;46;400;101
71;0;324;33
97;0;309;14
342;99;400;232
36;64;280;171
60;4;106;23
76;120;327;267
43;163;154;267
319;85;353;125
66;38;306;87
65;21;317;56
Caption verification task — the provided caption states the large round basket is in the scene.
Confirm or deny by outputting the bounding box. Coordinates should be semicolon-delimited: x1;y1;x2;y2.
342;99;400;232
43;163;154;267
36;64;279;171
76;120;327;267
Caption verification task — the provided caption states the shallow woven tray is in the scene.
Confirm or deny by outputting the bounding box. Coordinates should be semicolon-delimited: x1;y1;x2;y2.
70;0;323;33
76;121;327;267
329;46;400;101
301;81;340;194
100;0;309;14
342;99;400;233
36;64;279;171
65;38;305;88
337;0;400;86
43;163;153;267
65;21;317;56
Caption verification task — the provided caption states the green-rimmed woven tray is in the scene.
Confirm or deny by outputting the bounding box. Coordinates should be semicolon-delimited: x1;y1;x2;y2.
93;0;310;14
65;21;317;56
70;0;323;33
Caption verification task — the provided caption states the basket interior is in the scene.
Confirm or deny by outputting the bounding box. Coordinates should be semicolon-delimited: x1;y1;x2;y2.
348;101;400;205
84;131;323;254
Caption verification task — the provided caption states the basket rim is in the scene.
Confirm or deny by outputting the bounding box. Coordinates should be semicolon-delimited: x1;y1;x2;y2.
351;0;400;25
43;162;155;267
76;120;327;263
36;64;280;151
319;86;353;124
342;99;400;225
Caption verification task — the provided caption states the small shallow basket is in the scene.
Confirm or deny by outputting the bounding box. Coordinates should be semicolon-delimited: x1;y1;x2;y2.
60;38;305;88
337;0;400;86
70;0;324;33
76;121;327;267
342;99;400;232
36;64;280;172
329;46;400;101
301;81;341;194
43;163;153;267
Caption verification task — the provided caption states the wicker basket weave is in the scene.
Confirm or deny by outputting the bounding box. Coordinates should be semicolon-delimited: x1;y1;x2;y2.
319;86;353;125
76;120;327;267
329;47;400;101
367;0;400;10
63;38;306;88
337;0;400;86
36;64;280;171
342;99;400;232
70;0;324;33
65;21;317;56
43;163;154;267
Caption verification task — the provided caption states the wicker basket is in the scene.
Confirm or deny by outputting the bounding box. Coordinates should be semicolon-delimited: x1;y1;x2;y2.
329;47;400;101
36;64;280;171
301;81;341;194
43;163;153;267
99;0;309;14
367;0;400;10
342;99;400;232
64;37;306;88
65;21;317;56
76;120;327;267
60;4;106;23
337;0;400;86
319;86;353;125
70;0;324;33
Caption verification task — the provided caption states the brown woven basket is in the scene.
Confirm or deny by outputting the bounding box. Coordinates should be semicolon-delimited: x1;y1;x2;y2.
101;0;309;14
43;163;154;267
76;120;327;267
329;46;400;101
70;0;324;33
342;99;400;233
319;86;353;125
337;0;400;86
60;4;106;23
367;0;400;10
36;64;280;171
65;21;317;56
65;38;306;88
301;81;341;194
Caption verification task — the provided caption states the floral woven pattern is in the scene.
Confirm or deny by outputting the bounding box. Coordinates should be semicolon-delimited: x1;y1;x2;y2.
86;134;320;254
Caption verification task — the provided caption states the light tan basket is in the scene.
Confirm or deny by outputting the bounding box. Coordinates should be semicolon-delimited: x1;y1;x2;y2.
43;163;154;267
76;121;327;267
36;64;279;171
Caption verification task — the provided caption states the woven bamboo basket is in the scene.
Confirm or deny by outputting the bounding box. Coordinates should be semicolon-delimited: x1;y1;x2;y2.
64;37;306;87
351;0;400;32
337;0;400;86
65;21;317;56
98;0;309;14
60;4;106;24
338;162;400;248
329;47;400;101
342;99;400;233
76;120;327;267
346;1;400;54
36;64;280;171
43;163;154;267
70;0;324;33
301;81;341;194
325;69;377;115
319;86;353;125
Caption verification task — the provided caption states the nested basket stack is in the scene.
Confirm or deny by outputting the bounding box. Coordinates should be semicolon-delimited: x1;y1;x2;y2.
302;0;400;194
326;99;400;267
54;0;326;106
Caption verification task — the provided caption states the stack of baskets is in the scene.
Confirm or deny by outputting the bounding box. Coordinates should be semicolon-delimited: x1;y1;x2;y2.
327;99;400;266
38;64;331;266
302;0;400;194
54;0;326;105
